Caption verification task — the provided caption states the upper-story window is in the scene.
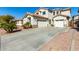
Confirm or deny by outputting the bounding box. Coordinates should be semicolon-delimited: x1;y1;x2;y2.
42;11;46;15
39;11;42;13
57;11;59;15
36;13;39;15
60;11;61;14
53;11;55;15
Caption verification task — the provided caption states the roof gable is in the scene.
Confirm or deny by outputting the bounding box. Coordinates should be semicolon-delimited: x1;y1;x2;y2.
26;13;48;19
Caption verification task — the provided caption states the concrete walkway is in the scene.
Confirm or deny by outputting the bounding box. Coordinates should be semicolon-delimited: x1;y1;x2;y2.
1;27;65;51
40;29;79;51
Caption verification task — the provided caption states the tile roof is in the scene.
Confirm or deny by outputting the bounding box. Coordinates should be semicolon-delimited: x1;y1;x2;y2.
26;13;48;19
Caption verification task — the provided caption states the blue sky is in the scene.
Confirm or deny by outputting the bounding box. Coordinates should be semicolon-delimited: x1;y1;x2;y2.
0;7;78;19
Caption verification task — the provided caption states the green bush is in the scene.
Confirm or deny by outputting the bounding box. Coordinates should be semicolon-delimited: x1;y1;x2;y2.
0;15;17;33
23;22;32;28
0;23;2;28
1;21;16;33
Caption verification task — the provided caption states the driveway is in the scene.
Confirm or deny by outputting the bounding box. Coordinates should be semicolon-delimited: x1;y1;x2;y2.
40;29;79;51
0;27;66;51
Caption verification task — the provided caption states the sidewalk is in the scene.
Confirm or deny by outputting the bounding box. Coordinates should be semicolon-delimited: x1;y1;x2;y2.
73;29;79;51
40;29;79;51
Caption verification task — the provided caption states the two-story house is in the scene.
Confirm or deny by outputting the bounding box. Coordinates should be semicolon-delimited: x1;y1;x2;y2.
16;7;71;28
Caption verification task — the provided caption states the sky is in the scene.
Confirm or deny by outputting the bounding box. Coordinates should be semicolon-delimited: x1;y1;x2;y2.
0;7;78;19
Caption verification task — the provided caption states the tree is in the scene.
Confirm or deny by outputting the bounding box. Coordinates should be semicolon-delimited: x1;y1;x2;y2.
0;15;17;33
0;15;14;23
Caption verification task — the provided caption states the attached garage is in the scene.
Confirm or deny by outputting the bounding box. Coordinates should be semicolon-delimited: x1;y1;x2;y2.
53;15;69;27
26;13;49;28
54;19;65;27
38;20;48;28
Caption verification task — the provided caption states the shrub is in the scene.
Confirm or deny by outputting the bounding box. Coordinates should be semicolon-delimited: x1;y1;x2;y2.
0;15;17;33
1;21;16;33
23;22;32;29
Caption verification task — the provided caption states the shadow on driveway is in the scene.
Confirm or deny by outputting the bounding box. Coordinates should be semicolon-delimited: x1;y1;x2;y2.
74;28;79;32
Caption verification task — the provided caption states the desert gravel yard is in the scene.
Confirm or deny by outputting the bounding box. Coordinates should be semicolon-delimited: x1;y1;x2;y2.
0;27;66;51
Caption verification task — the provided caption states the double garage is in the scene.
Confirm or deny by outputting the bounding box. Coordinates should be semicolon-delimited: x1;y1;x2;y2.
37;15;69;28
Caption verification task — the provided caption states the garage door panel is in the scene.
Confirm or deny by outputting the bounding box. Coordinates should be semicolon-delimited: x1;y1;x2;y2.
54;20;64;27
38;21;48;28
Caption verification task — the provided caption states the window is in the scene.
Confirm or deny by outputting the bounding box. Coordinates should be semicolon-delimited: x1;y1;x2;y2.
55;19;64;21
60;11;61;14
39;11;42;13
42;11;46;15
28;17;31;22
53;11;55;15
49;20;51;24
57;11;59;14
36;13;39;15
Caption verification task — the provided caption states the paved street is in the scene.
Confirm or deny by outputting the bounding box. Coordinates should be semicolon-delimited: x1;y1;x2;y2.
40;29;79;51
0;27;65;51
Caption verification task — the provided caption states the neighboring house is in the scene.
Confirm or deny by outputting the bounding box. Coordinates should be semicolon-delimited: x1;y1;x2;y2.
73;15;79;21
16;20;23;26
72;15;79;28
16;7;71;28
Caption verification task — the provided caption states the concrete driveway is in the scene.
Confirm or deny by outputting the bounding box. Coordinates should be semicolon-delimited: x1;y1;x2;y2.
1;27;66;51
40;29;79;51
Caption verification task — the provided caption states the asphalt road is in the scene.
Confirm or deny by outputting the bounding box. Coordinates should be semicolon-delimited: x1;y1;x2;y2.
1;27;66;51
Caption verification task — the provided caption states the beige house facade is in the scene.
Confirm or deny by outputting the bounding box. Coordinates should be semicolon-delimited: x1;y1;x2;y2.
16;8;71;28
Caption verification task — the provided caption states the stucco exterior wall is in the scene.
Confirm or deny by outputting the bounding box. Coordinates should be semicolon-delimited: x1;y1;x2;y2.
31;17;37;25
74;16;79;20
23;18;29;24
48;11;53;19
23;15;37;25
61;10;71;16
35;9;49;18
16;20;22;26
53;16;67;20
53;16;68;27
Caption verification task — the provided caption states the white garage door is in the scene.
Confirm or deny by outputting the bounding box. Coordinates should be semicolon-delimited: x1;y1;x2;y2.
38;21;48;28
54;20;64;27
